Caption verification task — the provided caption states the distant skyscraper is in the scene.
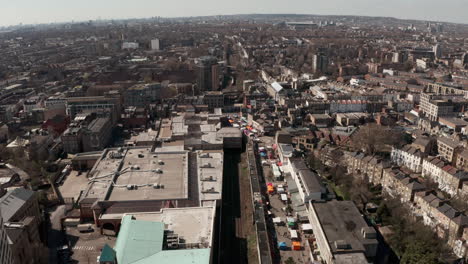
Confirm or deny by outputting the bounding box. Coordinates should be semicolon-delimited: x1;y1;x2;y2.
462;53;468;66
392;52;400;63
433;44;442;59
312;54;318;72
196;56;220;91
312;54;329;74
151;39;160;50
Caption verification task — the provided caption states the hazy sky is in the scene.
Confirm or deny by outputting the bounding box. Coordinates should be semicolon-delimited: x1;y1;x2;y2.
1;0;467;26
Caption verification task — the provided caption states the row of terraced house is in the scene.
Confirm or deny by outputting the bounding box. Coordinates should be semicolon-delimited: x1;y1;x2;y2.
346;151;468;259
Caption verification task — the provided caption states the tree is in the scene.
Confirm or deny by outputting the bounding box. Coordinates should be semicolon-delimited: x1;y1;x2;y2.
350;176;373;210
329;166;348;184
351;124;405;154
0;145;13;161
400;240;440;264
329;149;344;166
380;196;451;262
306;153;324;172
376;203;391;224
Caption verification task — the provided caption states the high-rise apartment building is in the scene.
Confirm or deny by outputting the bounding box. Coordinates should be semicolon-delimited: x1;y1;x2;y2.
392;52;399;63
151;39;160;50
433;44;442;59
196;56;220;91
312;53;329;74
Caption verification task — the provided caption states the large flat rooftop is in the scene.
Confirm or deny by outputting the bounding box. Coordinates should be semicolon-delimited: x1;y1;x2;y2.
83;150;123;200
82;147;189;202
109;148;188;201
124;206;215;246
312;200;377;255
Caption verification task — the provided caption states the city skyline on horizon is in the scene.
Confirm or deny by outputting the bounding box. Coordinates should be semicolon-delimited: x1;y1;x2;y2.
1;0;468;27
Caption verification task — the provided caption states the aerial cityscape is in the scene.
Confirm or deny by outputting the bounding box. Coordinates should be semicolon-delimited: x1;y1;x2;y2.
0;3;468;264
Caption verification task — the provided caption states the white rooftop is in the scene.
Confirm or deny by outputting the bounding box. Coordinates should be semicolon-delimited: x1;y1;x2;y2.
123;206;216;246
82;147;189;202
198;151;223;204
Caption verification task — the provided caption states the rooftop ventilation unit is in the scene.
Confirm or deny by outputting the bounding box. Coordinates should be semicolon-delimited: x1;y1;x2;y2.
166;233;180;249
334;240;350;250
361;227;377;239
202;176;215;181
202;187;216;193
109;152;123;159
201;163;213;168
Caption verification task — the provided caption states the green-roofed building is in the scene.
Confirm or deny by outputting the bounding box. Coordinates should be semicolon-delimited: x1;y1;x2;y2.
99;244;116;263
99;215;211;264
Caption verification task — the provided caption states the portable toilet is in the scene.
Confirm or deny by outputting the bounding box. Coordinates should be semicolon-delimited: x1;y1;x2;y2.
278;242;287;250
292;241;301;251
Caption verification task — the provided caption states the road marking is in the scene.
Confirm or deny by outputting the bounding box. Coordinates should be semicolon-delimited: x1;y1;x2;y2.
72;245;95;251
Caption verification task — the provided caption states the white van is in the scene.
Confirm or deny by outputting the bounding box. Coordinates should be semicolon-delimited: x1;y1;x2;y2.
77;224;93;233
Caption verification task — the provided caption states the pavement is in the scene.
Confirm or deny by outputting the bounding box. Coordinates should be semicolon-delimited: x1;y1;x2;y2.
258;136;275;147
268;192;310;264
58;170;89;201
48;205;111;264
65;224;116;264
257;136;312;263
